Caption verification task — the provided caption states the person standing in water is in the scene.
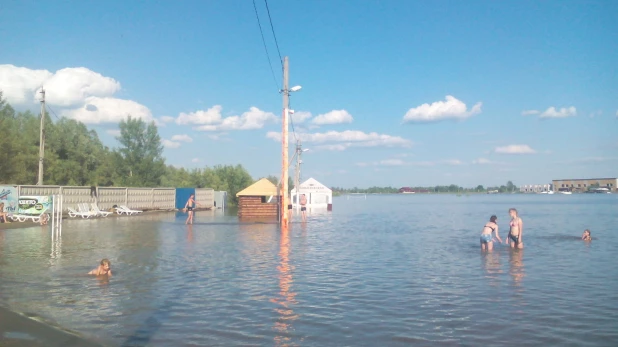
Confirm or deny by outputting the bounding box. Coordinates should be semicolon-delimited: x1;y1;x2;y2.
300;194;307;222
184;194;201;225
507;208;524;249
581;229;591;241
480;215;502;251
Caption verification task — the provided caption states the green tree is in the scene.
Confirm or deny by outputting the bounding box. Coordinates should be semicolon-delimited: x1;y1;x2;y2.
115;116;166;187
476;185;485;192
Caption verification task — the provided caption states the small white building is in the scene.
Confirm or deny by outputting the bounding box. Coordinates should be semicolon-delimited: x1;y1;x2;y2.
291;178;332;209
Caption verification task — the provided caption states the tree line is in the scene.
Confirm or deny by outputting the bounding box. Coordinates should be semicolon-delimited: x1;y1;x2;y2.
331;181;519;194
0;93;253;205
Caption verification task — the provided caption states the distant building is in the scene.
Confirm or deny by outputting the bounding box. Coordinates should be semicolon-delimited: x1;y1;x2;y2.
398;187;414;193
552;178;617;193
520;184;552;193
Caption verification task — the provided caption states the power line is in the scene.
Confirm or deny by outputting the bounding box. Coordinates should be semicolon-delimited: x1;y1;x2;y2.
252;0;280;91
263;0;283;68
46;104;61;121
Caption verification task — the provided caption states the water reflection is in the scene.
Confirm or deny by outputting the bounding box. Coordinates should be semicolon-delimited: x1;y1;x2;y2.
50;237;62;262
481;251;502;287
272;229;298;346
186;224;193;243
509;249;525;287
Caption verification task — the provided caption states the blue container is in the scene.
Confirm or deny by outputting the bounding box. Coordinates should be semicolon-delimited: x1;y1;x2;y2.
175;188;196;209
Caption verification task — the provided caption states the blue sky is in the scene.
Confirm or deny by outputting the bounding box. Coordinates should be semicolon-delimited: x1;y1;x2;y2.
1;0;617;188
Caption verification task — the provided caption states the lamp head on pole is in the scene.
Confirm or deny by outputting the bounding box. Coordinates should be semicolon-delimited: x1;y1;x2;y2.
290;85;302;92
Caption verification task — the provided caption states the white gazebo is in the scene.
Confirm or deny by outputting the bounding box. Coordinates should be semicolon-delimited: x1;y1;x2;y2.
291;177;332;209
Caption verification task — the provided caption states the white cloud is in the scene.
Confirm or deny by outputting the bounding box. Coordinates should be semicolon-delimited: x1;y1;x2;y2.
472;158;492;164
177;106;276;131
191;158;200;163
403;95;482;123
0;65;153;124
444;159;463;165
0;65;120;107
176;105;223;125
311;110;353;125
266;130;411;151
539;106;577;118
521;110;540;116
0;64;52;104
170;134;193;143
160;116;175;123
494;144;537;154
290;111;312;124
35;67;120;107
106;129;121;137
62;96;152;124
161;139;181;149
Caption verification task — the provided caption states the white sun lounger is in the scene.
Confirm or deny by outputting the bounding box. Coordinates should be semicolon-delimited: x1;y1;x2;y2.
9;208;50;223
78;203;98;218
91;204;112;217
118;205;143;215
67;207;93;218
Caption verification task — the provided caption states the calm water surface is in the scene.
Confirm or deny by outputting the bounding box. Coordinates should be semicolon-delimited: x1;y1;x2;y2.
1;194;617;346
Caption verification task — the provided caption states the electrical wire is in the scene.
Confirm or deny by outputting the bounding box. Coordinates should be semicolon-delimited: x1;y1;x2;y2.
252;0;280;91
263;0;283;67
46;105;61;121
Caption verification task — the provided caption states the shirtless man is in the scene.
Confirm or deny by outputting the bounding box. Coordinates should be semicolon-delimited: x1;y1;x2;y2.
88;259;112;277
300;194;307;222
507;208;523;249
184;194;201;225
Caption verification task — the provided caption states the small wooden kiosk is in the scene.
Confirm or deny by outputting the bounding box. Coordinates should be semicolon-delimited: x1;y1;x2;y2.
236;178;279;220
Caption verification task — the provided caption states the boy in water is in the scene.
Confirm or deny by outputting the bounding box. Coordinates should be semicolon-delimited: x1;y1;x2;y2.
581;229;591;241
88;259;112;276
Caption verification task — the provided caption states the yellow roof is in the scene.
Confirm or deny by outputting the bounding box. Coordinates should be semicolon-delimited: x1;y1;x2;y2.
236;178;278;197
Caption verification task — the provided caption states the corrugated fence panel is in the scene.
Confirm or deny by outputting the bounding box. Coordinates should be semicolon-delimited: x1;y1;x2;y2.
98;187;127;210
19;185;61;196
127;188;153;210
61;186;95;210
153;188;175;210
195;188;214;209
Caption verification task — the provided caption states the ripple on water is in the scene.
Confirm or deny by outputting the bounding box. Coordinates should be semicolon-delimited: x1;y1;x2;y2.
0;196;617;346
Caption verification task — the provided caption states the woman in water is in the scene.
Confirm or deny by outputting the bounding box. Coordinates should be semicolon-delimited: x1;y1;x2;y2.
480;215;502;251
581;229;591;241
507;208;524;249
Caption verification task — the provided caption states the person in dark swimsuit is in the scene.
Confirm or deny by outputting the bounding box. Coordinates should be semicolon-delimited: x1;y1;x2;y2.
480;215;502;251
507;208;523;249
300;194;307;222
184;194;201;225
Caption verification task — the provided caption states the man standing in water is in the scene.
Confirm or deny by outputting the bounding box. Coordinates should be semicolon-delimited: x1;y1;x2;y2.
184;194;201;225
300;194;307;222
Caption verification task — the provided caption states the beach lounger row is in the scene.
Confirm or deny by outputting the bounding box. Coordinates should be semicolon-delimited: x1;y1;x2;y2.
66;204;143;218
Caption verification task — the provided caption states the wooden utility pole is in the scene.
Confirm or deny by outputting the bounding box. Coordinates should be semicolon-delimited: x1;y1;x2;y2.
37;88;46;185
280;57;289;227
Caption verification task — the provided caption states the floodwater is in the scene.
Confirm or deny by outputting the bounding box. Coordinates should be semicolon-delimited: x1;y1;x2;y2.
1;194;617;346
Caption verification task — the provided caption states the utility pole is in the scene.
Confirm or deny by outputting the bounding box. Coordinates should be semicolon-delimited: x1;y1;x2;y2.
280;56;289;227
37;88;46;186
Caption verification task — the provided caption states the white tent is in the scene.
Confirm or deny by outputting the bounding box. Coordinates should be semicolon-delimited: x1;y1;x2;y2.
291;178;332;208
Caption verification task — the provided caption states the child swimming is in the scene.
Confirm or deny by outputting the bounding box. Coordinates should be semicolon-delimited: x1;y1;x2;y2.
581;229;591;241
88;258;112;276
